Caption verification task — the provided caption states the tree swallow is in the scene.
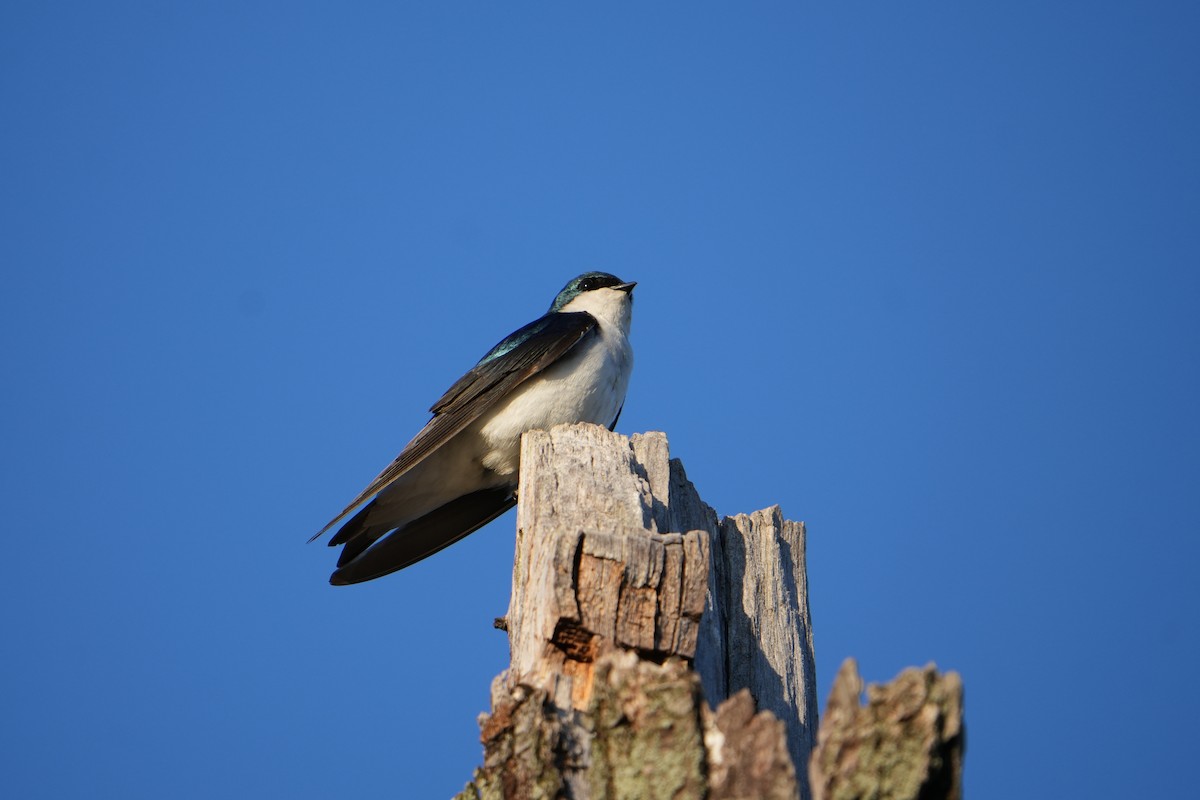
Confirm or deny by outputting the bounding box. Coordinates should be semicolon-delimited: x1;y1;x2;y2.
312;272;636;585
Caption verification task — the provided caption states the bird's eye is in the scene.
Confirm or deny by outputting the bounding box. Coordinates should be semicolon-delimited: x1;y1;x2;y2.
579;279;595;291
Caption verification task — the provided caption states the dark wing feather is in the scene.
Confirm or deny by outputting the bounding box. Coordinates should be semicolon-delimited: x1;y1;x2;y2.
329;487;517;585
310;311;597;542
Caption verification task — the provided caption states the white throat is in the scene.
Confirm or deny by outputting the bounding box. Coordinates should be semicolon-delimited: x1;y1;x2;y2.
559;287;634;335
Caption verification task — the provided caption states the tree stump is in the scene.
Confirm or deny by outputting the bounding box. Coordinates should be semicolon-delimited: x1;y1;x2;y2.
456;424;965;799
457;424;817;800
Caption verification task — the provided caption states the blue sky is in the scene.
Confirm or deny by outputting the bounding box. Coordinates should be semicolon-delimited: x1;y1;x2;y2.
3;3;1198;797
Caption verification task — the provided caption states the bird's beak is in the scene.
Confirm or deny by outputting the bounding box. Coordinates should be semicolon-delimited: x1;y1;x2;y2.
615;281;637;293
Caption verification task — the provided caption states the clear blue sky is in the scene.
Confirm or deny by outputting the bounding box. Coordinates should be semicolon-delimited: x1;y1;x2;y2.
3;3;1197;797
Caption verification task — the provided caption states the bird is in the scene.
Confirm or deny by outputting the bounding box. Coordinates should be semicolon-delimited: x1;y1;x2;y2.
311;272;636;585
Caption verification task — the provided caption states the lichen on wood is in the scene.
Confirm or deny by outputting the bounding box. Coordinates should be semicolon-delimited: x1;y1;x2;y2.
808;659;965;800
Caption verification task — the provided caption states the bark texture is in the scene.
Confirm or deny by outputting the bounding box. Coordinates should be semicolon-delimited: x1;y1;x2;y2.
809;659;965;800
457;424;814;800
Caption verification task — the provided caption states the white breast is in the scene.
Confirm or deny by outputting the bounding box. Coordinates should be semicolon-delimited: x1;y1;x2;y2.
475;287;634;477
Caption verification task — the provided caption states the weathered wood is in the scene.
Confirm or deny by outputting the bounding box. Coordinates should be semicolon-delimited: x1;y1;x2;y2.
809;659;965;800
460;652;800;800
505;427;711;710
695;507;818;793
459;424;815;799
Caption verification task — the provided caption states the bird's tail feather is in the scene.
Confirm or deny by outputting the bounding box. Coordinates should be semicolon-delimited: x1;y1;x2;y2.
329;487;516;585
